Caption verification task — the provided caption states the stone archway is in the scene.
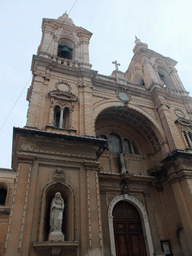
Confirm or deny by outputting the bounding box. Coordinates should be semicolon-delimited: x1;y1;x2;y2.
108;194;154;256
94;105;168;157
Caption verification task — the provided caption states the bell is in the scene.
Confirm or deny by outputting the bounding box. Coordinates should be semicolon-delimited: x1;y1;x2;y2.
58;45;72;59
61;46;70;52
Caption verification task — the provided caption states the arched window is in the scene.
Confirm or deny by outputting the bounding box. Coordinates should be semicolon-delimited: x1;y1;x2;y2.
58;38;74;60
123;139;132;153
54;106;69;129
0;188;7;205
109;133;121;153
54;106;60;128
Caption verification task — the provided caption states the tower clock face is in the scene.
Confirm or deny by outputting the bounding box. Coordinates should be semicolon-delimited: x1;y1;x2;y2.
117;90;131;104
119;92;128;101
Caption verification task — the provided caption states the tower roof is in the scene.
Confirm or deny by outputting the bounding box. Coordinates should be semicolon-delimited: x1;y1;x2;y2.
133;37;148;54
58;12;74;25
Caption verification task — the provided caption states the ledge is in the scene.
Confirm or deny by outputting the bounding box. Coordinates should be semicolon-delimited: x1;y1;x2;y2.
161;149;192;163
0;207;10;216
14;127;106;147
46;125;77;136
33;241;79;255
99;172;154;183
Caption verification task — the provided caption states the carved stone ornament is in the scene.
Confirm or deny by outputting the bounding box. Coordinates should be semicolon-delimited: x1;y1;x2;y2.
52;168;66;182
116;88;131;105
174;108;185;118
49;90;78;107
55;80;72;93
176;117;192;128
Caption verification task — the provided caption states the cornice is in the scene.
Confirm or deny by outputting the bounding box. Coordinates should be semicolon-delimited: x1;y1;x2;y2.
13;127;106;147
31;55;97;79
42;18;92;37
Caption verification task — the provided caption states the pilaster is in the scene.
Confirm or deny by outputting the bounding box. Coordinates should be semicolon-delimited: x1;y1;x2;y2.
144;193;165;256
163;153;192;254
84;161;104;256
5;156;36;256
152;90;179;151
26;75;45;128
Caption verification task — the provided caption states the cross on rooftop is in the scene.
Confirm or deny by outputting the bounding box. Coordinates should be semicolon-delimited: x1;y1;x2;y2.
112;60;120;71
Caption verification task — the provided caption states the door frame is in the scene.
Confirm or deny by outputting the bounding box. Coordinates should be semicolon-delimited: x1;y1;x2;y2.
108;194;154;256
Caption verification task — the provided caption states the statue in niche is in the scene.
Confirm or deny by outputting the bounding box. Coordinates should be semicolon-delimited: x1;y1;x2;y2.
49;192;65;241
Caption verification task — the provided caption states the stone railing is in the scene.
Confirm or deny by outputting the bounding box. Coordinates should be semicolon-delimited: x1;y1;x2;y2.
50;56;79;68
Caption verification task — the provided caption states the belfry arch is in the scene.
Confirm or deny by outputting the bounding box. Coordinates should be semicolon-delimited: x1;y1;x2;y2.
108;195;154;256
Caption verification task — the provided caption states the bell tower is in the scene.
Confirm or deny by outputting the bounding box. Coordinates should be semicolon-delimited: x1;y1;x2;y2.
26;13;96;135
126;37;186;92
37;13;92;65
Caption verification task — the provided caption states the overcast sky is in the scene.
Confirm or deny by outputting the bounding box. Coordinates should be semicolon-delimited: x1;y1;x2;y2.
0;0;192;168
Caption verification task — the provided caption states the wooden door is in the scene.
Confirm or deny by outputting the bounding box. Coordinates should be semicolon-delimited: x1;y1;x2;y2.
113;201;147;256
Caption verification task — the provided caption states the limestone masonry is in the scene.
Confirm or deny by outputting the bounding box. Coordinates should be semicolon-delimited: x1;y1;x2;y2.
0;13;192;256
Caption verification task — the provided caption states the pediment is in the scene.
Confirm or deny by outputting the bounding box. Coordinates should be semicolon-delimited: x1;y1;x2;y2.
176;117;192;128
49;89;78;103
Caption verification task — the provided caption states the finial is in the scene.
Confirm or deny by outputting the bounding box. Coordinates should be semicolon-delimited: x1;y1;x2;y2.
65;10;68;15
112;60;120;71
134;35;141;44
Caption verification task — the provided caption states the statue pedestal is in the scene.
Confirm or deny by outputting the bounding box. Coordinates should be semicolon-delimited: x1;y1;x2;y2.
48;231;65;242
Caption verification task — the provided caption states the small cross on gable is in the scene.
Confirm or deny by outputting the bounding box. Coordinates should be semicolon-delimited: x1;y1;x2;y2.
112;60;120;71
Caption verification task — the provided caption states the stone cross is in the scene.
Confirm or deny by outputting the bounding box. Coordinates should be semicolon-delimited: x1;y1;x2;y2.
112;60;120;71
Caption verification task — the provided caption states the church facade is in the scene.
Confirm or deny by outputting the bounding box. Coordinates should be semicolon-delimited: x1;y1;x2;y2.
0;13;192;256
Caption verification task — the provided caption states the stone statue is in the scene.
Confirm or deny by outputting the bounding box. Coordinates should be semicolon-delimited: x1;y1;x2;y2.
120;152;127;174
49;192;65;241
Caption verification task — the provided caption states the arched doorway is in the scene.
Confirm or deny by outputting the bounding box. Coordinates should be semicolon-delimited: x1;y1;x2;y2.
113;201;147;256
108;195;154;256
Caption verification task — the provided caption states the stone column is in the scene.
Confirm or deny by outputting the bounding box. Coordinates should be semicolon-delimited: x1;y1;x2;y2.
59;107;64;128
69;109;73;129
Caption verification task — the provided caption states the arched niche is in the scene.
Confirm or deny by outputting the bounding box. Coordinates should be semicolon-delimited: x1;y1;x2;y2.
39;181;74;242
0;182;8;206
108;194;154;256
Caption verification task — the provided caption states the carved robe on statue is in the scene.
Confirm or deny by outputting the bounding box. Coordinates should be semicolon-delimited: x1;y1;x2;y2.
50;192;64;233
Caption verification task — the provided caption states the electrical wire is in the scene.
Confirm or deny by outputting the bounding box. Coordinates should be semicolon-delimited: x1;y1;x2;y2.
0;0;79;131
